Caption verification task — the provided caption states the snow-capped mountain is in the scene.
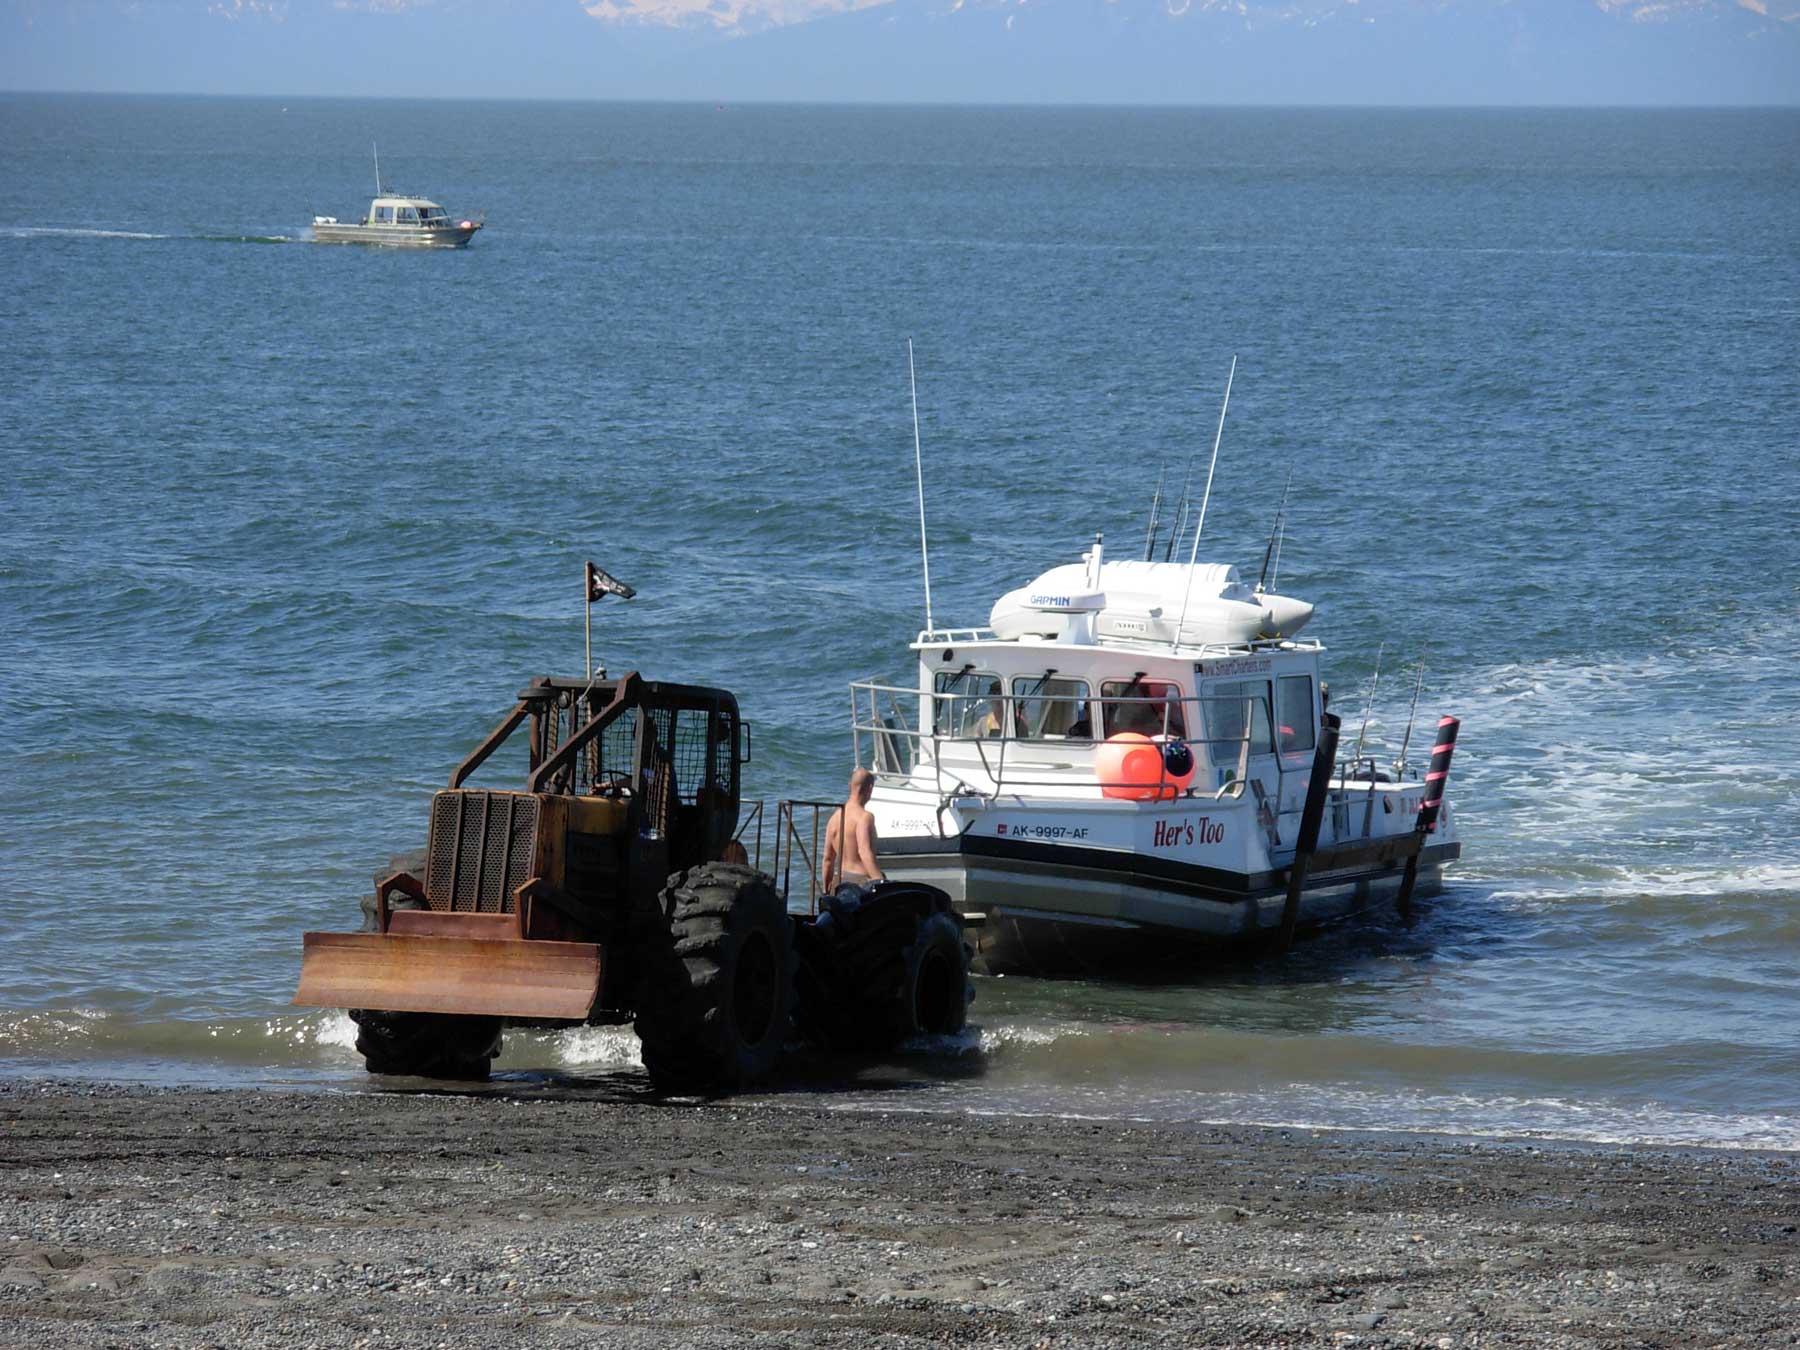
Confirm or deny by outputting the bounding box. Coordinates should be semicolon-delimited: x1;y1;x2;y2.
3;0;1795;101
576;0;1800;36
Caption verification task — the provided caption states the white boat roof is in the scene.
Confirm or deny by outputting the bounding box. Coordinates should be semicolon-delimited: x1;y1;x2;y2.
369;195;446;211
916;543;1317;658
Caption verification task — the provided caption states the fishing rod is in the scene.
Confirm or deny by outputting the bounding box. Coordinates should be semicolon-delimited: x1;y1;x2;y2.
1142;464;1167;562
1270;503;1288;593
1255;466;1294;594
1352;642;1386;764
1160;377;1211;563
1394;662;1427;777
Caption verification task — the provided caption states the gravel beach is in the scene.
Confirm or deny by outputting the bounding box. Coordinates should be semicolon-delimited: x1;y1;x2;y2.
1;1078;1794;1348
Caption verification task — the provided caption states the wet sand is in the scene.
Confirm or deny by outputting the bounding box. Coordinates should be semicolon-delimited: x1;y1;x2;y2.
1;1077;1794;1348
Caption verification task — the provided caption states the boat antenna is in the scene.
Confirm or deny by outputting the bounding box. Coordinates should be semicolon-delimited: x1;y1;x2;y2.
1393;661;1427;777
908;339;935;636
1352;642;1385;764
1143;462;1167;562
372;141;381;196
1255;465;1294;595
1169;354;1238;648
1270;497;1289;593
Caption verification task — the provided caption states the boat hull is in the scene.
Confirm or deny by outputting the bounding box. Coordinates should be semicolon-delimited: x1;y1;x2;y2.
875;833;1458;974
310;223;479;249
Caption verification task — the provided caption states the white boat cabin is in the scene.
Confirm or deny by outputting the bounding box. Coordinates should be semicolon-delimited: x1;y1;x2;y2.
365;196;456;227
855;540;1332;828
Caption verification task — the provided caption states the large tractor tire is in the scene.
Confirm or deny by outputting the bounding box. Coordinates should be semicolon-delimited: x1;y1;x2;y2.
635;862;796;1095
349;1009;503;1080
349;858;503;1081
796;883;974;1053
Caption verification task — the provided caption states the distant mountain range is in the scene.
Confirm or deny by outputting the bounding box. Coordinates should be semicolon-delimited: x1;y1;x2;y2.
4;0;1796;102
579;0;1800;38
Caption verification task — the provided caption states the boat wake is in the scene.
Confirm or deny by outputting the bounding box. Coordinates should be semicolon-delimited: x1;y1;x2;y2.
2;226;171;241
1;226;298;244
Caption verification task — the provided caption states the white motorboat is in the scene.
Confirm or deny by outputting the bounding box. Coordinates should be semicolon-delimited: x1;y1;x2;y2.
310;147;482;248
851;535;1463;974
311;194;481;249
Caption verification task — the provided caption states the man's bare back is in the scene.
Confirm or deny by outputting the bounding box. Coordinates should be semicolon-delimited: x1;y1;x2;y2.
821;768;884;892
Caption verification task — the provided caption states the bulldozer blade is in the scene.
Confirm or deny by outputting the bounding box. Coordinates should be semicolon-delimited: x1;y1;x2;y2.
294;932;602;1021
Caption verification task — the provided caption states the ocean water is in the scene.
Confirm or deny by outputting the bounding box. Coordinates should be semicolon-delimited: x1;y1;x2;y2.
2;96;1797;1150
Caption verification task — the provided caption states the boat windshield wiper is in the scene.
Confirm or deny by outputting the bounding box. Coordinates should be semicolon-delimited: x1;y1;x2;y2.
938;662;977;695
1020;669;1059;700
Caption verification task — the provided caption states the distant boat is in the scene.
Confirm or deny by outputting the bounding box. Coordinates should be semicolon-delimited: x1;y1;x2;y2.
310;144;482;249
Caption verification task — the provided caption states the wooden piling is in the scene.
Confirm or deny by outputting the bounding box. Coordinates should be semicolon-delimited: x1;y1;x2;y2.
1278;711;1341;952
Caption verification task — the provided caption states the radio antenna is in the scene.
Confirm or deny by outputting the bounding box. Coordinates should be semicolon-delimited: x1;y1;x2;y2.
1190;353;1235;556
1170;355;1238;648
372;142;381;195
908;339;935;635
1256;465;1293;594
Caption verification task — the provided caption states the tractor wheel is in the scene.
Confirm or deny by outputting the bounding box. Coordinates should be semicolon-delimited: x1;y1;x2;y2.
349;1009;502;1080
635;862;795;1095
350;864;500;1080
797;887;973;1053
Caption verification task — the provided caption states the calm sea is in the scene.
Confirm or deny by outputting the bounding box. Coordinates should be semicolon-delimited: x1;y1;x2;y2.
2;95;1796;1148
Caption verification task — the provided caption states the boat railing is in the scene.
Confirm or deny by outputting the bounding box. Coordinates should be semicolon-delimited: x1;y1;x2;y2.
848;680;1286;803
907;629;1326;660
1189;637;1326;657
733;797;839;916
912;627;995;647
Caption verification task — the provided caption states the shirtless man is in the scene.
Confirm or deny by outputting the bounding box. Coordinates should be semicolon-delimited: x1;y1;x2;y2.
820;768;885;893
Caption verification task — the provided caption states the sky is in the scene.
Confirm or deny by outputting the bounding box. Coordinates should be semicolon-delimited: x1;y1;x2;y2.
2;0;1797;105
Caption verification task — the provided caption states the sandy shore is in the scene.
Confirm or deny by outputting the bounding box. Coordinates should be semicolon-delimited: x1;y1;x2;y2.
1;1078;1794;1348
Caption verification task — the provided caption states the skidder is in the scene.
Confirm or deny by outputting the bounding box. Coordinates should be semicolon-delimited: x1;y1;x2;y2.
294;673;970;1093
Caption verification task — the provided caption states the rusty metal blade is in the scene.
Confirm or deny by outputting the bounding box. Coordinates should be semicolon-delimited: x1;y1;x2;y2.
293;932;601;1020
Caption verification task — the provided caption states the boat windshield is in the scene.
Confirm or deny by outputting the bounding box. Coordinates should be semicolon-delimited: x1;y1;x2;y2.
1011;676;1091;741
421;207;449;222
1100;679;1187;739
1276;674;1316;753
1203;679;1274;757
933;671;1003;738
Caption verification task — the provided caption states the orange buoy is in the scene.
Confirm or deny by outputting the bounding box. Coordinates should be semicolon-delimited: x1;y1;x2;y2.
1096;732;1187;801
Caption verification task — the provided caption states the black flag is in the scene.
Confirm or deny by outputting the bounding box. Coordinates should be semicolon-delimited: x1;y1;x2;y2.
585;561;636;603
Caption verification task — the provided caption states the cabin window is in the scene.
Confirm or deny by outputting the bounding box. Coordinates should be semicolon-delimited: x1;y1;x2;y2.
1203;680;1274;760
1277;675;1316;754
1011;676;1092;741
422;207;447;221
933;672;1008;738
373;206;394;223
1100;679;1187;739
398;206;419;224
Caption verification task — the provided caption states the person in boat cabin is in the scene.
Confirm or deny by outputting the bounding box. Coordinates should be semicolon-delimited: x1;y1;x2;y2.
820;768;885;893
969;694;1026;739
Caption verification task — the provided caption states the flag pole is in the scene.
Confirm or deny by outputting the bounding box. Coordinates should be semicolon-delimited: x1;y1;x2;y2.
584;564;592;683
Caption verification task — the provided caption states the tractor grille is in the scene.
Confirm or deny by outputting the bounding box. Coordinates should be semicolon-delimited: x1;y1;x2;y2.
424;791;540;914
